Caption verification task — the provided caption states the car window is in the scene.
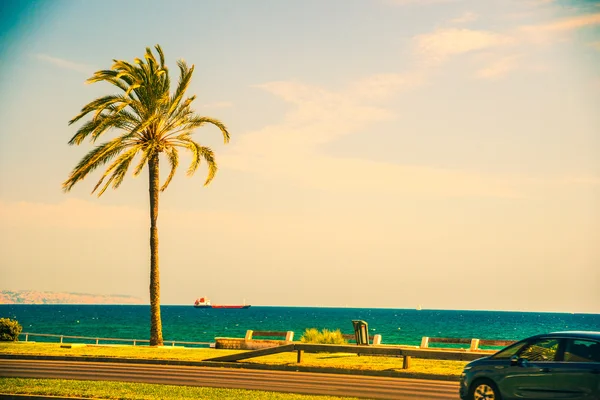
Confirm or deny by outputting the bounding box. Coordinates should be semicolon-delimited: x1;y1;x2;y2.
492;341;529;359
563;339;600;363
518;338;560;362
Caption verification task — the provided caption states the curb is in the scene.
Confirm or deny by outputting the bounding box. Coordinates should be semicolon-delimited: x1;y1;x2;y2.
0;354;459;381
0;396;95;400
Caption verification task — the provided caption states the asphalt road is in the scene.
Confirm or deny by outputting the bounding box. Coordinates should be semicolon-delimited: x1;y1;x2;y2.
0;359;460;399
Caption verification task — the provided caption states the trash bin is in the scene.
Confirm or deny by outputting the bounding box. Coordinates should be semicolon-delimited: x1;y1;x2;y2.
352;320;369;345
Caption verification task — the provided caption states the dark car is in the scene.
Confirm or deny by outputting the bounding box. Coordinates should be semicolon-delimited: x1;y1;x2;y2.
459;331;600;400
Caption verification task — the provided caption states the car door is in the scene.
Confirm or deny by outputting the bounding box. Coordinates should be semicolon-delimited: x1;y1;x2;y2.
548;339;600;399
500;337;562;399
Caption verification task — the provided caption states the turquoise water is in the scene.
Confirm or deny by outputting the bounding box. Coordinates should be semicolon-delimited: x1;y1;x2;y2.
1;305;598;347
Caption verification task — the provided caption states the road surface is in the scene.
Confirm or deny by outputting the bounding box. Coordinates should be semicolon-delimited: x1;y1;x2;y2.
0;359;460;399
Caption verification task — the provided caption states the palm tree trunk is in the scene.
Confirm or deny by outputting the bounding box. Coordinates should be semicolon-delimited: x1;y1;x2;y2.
149;152;163;346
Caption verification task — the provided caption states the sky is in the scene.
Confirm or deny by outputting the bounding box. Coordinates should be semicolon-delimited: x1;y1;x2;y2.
0;0;599;313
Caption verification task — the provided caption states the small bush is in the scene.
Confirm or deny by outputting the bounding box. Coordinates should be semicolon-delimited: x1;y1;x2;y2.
300;328;321;343
0;318;22;341
300;328;347;344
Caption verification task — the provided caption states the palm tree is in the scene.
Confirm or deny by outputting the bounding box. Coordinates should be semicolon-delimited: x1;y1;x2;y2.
63;45;230;346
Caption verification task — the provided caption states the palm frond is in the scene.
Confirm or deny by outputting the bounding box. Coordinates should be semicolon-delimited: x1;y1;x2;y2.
95;148;139;196
166;60;193;117
63;134;135;192
91;146;142;195
70;95;128;126
162;115;230;145
126;114;161;142
155;45;166;69
112;60;139;77
188;116;230;144
132;145;153;176
106;104;139;122
177;139;217;186
153;45;170;107
86;69;119;84
198;145;217;186
144;47;158;74
160;146;179;191
161;104;194;134
68;112;138;145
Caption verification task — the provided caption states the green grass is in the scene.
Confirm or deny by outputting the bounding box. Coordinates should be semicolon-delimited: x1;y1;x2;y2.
0;342;467;379
0;378;360;400
247;352;466;377
0;342;238;361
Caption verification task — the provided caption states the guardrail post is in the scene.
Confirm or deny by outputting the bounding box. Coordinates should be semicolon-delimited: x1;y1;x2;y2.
470;338;480;351
285;331;294;341
60;336;63;344
420;337;429;348
403;355;412;369
297;349;304;363
373;334;382;345
95;338;99;344
172;341;175;347
25;334;29;342
245;330;253;341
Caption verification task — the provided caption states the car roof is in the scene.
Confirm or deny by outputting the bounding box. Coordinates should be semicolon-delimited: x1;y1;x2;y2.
535;331;600;340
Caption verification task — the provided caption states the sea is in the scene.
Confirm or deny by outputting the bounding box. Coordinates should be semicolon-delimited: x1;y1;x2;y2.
1;305;599;348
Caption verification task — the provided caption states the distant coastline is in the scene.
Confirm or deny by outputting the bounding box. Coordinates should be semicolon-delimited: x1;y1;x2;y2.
0;290;144;305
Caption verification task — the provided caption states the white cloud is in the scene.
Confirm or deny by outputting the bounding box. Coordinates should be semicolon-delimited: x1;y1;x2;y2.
383;0;461;5
33;54;93;74
413;28;514;64
222;11;600;195
411;10;600;78
222;73;600;198
253;80;396;128
226;81;395;162
519;13;600;44
222;78;524;198
528;0;555;5
476;55;520;79
450;11;479;24
525;13;600;32
348;72;426;100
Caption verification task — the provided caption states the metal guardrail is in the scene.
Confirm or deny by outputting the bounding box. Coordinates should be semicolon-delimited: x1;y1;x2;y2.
17;331;515;352
19;332;212;347
206;342;492;369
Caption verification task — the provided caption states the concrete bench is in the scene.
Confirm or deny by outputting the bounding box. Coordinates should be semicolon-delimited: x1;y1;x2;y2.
215;330;294;350
420;337;516;351
245;330;294;341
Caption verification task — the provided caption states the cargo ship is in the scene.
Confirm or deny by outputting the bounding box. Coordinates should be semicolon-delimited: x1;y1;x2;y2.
193;297;251;309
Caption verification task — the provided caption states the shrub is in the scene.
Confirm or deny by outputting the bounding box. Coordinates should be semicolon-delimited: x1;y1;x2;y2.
0;318;22;341
300;328;347;344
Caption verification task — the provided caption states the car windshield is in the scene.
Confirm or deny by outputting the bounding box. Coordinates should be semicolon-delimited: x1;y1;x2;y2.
492;341;529;359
